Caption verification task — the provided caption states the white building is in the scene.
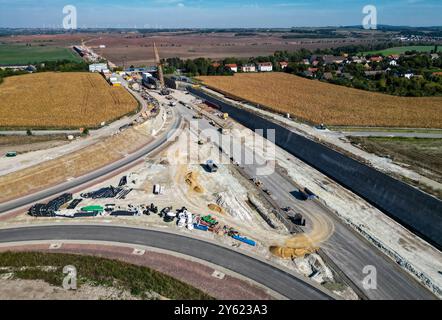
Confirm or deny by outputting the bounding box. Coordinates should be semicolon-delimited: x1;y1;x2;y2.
89;63;108;73
404;73;414;79
257;62;273;72
225;64;238;72
241;64;256;72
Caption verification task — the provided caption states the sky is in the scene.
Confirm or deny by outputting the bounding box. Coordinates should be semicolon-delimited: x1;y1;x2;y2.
0;0;441;28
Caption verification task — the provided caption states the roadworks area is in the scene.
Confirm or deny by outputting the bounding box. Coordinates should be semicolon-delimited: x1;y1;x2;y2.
1;118;357;300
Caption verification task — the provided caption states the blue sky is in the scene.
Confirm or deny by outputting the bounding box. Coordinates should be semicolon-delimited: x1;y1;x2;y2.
0;0;441;28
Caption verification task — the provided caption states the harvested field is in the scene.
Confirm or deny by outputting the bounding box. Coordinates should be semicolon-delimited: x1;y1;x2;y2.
349;137;442;187
0;72;137;129
197;73;442;128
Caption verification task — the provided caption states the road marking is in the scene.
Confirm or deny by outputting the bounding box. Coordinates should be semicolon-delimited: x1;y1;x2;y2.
49;243;62;250
212;270;225;280
132;248;146;256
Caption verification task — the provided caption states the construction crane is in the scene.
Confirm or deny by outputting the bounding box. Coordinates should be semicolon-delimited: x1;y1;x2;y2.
153;42;166;91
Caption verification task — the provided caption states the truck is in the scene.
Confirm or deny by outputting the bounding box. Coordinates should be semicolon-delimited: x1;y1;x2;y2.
206;160;219;173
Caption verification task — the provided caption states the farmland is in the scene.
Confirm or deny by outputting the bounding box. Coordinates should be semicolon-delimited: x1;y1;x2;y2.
197;73;442;128
361;45;441;56
0;72;137;129
0;44;82;65
348;136;442;195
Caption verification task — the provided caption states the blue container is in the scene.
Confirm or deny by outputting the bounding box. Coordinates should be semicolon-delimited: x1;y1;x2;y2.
232;235;256;246
194;224;209;231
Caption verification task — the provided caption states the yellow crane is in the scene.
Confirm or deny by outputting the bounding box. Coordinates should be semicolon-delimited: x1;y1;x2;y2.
153;42;165;88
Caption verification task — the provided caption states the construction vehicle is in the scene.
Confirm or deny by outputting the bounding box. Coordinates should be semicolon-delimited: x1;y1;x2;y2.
206;160;219;173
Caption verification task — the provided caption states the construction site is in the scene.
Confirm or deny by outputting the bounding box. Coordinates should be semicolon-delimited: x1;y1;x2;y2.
0;40;440;302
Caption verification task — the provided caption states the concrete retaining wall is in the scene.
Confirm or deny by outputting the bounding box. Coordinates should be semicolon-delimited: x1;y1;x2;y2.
189;88;442;250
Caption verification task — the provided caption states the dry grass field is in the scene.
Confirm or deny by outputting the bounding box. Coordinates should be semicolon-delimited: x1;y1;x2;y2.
0;72;137;129
197;73;442;128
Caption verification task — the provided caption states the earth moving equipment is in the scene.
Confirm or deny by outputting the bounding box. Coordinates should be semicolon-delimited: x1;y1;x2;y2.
206;160;219;173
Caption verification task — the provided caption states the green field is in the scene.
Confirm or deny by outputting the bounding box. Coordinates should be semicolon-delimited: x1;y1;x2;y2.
0;252;213;300
362;46;441;56
0;44;82;65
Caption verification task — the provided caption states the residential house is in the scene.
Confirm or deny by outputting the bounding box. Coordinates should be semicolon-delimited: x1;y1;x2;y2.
370;56;383;63
404;72;414;79
257;62;273;72
430;53;439;60
432;71;442;77
241;64;256;72
302;59;310;65
322;55;344;65
389;60;399;66
225;64;238;72
388;54;400;60
279;61;289;69
351;56;365;63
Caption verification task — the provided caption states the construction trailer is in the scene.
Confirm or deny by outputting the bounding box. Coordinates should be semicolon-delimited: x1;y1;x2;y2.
89;63;108;73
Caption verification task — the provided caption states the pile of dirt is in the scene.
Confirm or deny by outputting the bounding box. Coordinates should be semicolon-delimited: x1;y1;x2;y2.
208;203;224;214
185;171;204;193
270;246;317;259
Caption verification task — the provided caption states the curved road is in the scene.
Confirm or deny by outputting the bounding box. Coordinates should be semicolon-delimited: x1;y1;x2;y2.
0;108;182;214
0;224;333;300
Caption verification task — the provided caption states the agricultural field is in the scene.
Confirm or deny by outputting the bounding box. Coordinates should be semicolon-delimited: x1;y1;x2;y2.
0;44;82;65
197;73;442;128
0;72;138;129
348;136;442;195
361;45;441;56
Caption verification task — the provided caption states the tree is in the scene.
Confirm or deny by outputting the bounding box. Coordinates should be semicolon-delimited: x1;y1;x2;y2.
26;129;32;136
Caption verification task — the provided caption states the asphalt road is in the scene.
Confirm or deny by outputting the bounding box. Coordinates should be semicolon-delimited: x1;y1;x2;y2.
0;224;333;300
177;103;437;300
0;108;182;215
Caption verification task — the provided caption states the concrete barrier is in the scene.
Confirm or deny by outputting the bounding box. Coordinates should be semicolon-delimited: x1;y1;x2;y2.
189;88;442;250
